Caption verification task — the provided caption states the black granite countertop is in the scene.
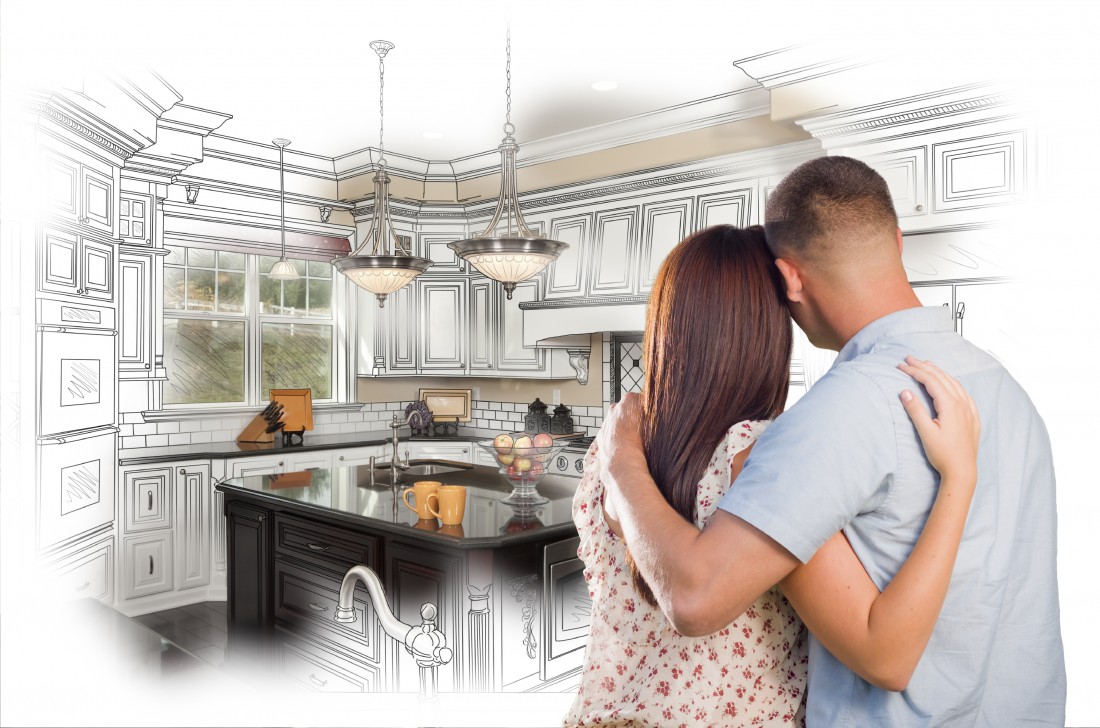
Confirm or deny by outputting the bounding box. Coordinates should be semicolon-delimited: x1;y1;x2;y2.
117;430;486;466
216;462;579;549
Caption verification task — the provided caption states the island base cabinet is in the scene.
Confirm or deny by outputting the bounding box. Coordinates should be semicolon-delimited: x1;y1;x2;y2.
226;500;272;669
276;630;381;693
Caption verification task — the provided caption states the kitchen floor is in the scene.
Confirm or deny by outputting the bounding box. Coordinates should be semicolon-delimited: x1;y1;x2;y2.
133;600;227;668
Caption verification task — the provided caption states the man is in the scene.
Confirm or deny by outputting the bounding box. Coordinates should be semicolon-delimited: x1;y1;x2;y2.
598;156;1066;725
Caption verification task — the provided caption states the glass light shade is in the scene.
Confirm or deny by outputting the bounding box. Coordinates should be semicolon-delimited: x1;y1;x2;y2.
268;258;299;281
449;237;568;298
333;255;432;307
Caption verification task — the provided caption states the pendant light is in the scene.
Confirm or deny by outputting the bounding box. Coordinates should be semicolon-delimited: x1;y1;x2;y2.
268;138;299;280
333;40;432;307
449;29;568;299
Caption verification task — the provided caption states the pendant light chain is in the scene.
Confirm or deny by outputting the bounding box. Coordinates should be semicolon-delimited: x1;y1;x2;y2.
378;45;386;166
279;143;286;255
504;27;513;136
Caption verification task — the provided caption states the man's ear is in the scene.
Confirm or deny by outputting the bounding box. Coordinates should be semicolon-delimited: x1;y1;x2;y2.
896;227;904;254
774;258;803;303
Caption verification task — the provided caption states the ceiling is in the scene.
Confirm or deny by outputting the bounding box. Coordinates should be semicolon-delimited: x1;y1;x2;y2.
2;0;1091;164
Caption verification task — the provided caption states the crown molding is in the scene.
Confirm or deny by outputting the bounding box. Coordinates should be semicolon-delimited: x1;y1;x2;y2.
26;94;141;160
796;83;1015;141
733;44;880;89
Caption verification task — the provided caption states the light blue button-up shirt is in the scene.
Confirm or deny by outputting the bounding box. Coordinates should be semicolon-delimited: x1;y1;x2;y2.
720;306;1066;726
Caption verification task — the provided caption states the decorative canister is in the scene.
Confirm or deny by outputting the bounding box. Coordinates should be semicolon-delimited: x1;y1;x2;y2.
550;403;574;435
524;398;551;434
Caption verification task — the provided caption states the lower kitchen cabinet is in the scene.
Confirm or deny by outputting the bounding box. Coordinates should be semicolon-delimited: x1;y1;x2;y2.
277;630;381;693
406;441;472;463
116;460;211;612
225;499;272;668
43;531;115;605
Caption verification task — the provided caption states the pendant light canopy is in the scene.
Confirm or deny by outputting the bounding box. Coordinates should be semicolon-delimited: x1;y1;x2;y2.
268;138;299;280
333;40;432;307
449;30;568;299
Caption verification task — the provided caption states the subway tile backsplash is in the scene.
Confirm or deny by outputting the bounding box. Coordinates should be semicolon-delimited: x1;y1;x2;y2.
116;399;604;449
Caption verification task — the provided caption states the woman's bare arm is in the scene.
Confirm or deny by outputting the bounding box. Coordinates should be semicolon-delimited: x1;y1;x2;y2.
779;356;980;691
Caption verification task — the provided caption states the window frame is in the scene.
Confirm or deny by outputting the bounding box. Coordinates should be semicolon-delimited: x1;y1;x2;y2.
161;245;352;410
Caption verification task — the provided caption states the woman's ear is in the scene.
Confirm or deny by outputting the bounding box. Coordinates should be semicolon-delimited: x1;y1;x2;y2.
774;258;804;303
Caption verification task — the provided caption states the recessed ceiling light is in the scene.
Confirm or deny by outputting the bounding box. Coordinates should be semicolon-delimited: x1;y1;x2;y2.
423;131;444;139
591;81;618;92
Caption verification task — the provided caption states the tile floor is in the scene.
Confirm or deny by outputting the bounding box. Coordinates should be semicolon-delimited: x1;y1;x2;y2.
133;600;227;668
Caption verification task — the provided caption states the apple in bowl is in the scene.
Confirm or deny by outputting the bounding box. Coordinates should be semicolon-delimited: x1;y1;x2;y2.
493;433;514;455
513;435;534;456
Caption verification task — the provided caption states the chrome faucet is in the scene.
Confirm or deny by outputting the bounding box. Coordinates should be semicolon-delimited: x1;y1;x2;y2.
334;564;452;700
390;413;412;472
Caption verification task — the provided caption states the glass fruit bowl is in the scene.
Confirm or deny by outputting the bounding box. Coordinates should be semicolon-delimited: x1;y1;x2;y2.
475;435;568;506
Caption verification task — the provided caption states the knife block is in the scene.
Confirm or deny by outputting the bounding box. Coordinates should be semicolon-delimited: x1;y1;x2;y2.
237;414;276;443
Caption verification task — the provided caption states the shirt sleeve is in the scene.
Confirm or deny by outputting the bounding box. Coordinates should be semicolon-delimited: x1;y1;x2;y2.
717;364;896;563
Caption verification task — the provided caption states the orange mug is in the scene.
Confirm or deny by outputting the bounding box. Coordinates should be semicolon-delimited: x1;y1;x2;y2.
438;523;465;538
426;485;467;526
401;481;441;520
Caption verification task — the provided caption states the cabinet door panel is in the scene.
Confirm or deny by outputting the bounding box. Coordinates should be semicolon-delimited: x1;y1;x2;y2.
119;192;152;245
697;187;754;229
40;228;79;295
79;166;114;235
866;146;928;218
546;214;590;298
229;456;286;479
176;464;211;590
469;279;496;371
46;535;114;604
118;255;150;370
278;635;380;692
933;131;1026;212
387;541;462;692
955;282;1017;365
80;239;114;300
420;233;465;272
226;501;272;665
640;199;692;293
124;467;172;532
41;150;79;220
498;278;544;371
418;279;467;371
589;207;638;296
385;283;417;372
123;531;174;599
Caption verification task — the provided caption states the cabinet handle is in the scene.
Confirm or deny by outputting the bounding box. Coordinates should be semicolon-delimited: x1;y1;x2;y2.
308;674;328;687
306;543;330;552
76;581;90;592
148;555;154;575
148;491;153;511
258;514;266;523
307;602;327;612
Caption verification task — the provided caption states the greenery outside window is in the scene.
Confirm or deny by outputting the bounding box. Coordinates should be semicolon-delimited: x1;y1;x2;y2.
163;246;337;407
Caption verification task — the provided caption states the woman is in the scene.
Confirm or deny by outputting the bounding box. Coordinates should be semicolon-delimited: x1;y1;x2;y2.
564;225;979;727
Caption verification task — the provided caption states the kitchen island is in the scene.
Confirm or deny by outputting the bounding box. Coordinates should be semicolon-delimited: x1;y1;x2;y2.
217;462;589;694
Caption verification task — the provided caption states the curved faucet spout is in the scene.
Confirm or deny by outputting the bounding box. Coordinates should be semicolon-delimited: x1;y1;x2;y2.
333;563;452;700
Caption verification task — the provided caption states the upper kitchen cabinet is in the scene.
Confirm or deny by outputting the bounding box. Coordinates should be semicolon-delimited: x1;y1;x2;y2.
38;226;115;302
468;278;496;372
418;229;467;274
497;277;544;373
545;213;591;298
864;146;929;220
696;184;757;229
118;192;153;246
382;283;418;374
638;197;693;294
587;207;640;297
418;277;468;374
38;146;118;239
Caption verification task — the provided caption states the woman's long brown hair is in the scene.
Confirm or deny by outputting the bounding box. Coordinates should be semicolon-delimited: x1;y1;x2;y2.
629;225;792;607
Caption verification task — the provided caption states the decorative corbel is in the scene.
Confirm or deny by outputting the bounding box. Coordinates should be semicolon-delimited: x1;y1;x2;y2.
566;349;590;385
319;205;332;224
185;184;200;204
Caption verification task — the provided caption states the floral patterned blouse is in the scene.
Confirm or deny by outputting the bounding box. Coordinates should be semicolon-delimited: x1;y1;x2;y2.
564;420;808;728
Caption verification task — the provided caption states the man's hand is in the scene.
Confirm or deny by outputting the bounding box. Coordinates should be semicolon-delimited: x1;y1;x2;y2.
596;393;646;522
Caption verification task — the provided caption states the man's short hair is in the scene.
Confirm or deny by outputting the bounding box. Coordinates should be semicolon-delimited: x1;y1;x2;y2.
764;156;898;262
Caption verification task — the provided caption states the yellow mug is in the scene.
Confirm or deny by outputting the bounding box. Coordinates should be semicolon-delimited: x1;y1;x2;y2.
401;481;441;520
426;485;467;526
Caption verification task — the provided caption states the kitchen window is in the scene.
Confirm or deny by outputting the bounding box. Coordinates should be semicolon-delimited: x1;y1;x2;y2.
163;246;336;406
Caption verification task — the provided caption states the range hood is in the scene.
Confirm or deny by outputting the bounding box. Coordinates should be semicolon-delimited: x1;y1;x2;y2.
519;295;648;348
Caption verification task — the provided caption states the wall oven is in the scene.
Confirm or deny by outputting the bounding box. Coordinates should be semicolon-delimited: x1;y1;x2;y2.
541;536;591;682
36;298;117;549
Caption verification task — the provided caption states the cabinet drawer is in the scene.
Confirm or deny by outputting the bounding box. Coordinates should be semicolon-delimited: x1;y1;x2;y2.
122;531;173;600
46;535;114;604
123;468;172;532
277;631;380;692
274;560;380;664
274;513;378;574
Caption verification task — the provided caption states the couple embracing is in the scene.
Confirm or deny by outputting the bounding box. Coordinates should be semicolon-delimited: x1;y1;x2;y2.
564;157;1066;727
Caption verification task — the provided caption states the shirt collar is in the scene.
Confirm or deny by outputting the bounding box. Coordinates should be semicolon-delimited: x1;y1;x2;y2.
834;306;955;364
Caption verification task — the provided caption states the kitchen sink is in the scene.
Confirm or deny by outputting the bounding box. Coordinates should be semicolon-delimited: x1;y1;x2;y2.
401;463;468;476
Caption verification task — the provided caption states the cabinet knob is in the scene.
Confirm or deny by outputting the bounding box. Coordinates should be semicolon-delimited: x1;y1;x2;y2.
76;581;90;592
338;455;345;461
178;468;186;475
915;204;924;212
258;514;266;523
278;461;284;467
487;364;493;369
462;448;468;454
